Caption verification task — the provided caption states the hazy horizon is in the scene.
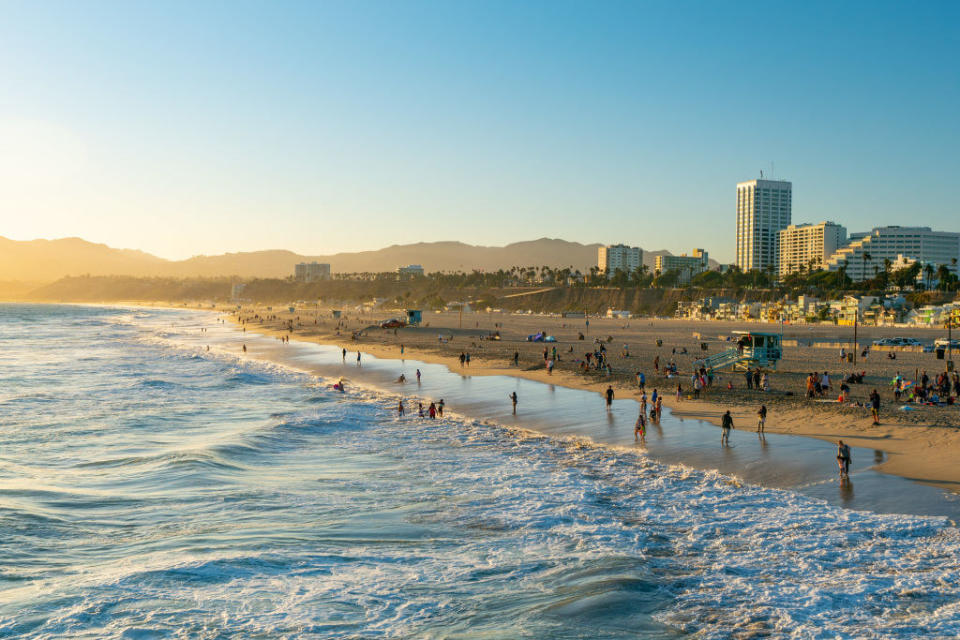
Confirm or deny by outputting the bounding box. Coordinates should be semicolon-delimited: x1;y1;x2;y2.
2;1;958;263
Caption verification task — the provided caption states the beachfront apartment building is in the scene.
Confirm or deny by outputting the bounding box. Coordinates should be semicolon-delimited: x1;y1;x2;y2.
778;222;847;277
655;249;709;275
598;244;642;275
736;178;792;273
824;226;960;281
294;262;332;282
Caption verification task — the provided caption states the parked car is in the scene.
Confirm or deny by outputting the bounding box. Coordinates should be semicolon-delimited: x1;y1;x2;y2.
934;339;960;349
379;319;405;329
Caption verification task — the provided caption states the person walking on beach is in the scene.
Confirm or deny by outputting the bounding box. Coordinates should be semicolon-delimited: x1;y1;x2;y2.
513;351;520;367
634;411;646;442
837;440;852;477
356;351;361;365
510;391;518;414
437;399;445;417
757;405;767;432
744;368;753;390
676;382;682;402
342;348;347;362
465;353;471;367
418;402;424;417
428;402;437;419
654;355;660;374
721;410;734;445
605;386;614;410
242;344;247;353
870;389;881;425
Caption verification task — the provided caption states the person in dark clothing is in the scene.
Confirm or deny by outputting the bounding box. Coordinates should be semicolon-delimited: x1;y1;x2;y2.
721;410;734;445
605;386;614;410
870;389;881;425
745;368;753;390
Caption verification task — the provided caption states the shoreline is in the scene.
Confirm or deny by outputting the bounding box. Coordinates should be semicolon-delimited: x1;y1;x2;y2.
214;305;960;495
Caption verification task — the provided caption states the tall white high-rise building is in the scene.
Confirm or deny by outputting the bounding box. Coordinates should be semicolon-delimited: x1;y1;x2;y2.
736;178;792;272
598;244;642;275
778;222;847;277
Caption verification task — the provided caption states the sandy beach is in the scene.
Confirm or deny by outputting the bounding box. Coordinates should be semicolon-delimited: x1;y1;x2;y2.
216;305;960;491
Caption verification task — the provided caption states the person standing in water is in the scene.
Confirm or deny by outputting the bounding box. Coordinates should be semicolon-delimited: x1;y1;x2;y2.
342;348;347;362
510;391;518;414
416;369;421;384
437;399;445;417
605;386;614;410
634;411;646;442
356;351;361;365
397;400;405;416
655;395;663;421
757;405;767;433
721;410;734;445
837;440;852;477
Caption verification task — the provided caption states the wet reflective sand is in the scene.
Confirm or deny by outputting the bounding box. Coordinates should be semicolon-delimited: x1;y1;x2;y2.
214;322;960;521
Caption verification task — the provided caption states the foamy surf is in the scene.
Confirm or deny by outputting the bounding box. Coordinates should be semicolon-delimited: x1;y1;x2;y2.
1;303;958;639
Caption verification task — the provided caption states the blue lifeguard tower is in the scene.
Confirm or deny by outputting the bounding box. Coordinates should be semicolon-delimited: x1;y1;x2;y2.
701;331;783;372
405;309;423;326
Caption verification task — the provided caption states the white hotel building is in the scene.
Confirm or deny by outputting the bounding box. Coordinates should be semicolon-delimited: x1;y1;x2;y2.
778;222;847;277
598;244;642;275
736;178;792;272
825;226;960;281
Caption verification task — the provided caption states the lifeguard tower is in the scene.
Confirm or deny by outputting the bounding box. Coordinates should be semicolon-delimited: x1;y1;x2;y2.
701;331;782;372
405;309;423;327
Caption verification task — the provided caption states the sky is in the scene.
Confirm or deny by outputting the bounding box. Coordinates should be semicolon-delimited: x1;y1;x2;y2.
0;0;957;262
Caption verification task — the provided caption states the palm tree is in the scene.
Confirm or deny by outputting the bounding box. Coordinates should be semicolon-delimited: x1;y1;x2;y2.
936;264;951;291
924;263;935;290
862;251;872;285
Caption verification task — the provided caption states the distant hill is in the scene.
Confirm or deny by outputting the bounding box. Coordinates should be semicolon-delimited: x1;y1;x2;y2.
0;235;704;283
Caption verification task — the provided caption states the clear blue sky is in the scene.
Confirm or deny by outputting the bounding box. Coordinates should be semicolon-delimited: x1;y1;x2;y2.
1;0;957;262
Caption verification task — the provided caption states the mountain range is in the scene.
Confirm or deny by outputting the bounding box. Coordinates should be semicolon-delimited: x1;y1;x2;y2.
0;236;699;283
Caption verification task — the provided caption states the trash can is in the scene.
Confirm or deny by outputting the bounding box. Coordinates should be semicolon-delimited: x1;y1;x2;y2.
936;348;945;360
847;353;854;363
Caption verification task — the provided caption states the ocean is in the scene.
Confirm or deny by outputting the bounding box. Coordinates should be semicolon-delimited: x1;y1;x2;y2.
2;304;959;639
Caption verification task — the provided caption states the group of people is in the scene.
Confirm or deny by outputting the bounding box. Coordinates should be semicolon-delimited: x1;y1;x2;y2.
894;369;960;405
804;371;833;398
397;398;445;419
